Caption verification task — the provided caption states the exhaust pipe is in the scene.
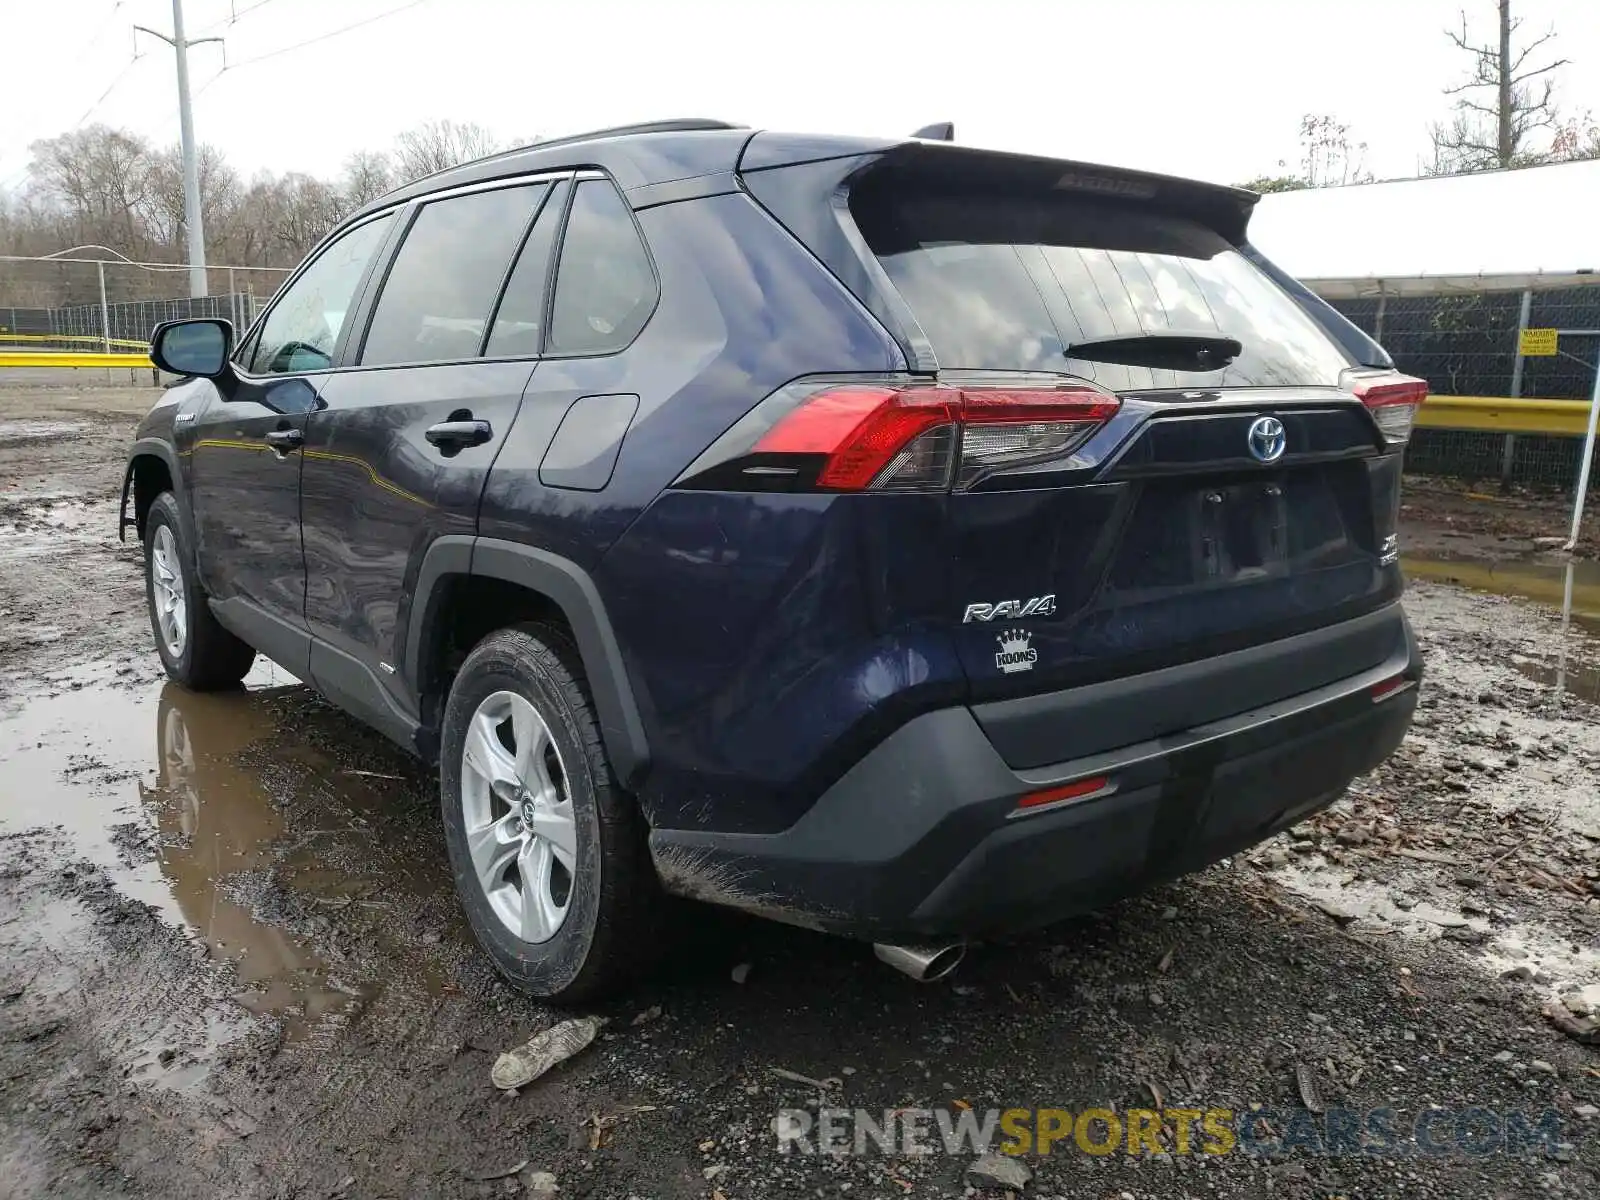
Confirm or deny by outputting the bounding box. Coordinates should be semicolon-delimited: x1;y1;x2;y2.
873;941;966;982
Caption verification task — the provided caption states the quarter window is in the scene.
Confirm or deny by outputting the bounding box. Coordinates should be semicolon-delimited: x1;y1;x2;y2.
248;215;393;375
548;180;656;356
360;184;548;367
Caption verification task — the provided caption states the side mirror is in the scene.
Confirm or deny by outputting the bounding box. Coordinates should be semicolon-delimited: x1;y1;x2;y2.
150;318;233;378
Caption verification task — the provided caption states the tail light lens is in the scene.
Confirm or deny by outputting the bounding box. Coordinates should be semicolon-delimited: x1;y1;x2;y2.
1344;369;1428;446
676;379;1119;493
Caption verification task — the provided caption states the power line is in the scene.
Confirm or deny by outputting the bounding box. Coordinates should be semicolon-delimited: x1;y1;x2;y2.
66;50;150;132
0;53;142;189
192;0;285;38
62;0;129;76
221;0;431;71
3;0;434;192
225;0;283;23
0;3;134;170
192;66;228;102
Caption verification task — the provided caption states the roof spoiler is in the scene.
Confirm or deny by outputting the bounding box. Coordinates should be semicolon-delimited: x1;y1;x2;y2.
853;141;1261;244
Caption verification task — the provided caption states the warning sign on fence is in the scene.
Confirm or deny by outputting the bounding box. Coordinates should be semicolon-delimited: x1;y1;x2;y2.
1519;328;1559;357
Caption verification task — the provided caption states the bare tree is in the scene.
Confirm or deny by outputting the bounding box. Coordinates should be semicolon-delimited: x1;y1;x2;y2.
1236;113;1370;193
144;143;241;251
340;150;395;208
1235;174;1308;195
1299;114;1372;187
1;116;523;286
1429;0;1571;173
266;174;349;260
391;120;502;182
26;126;158;259
1550;112;1600;162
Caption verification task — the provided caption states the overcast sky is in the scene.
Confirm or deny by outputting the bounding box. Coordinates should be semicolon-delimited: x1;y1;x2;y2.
3;0;1598;193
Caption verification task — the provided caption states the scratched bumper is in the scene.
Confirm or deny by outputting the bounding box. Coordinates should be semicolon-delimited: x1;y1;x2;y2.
647;612;1420;940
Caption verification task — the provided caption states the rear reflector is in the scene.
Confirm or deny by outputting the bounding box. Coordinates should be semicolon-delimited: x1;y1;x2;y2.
1370;675;1414;702
751;384;1119;492
1343;370;1428;446
1013;774;1114;814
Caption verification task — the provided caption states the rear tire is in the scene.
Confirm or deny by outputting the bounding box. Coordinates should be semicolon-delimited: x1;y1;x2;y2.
439;622;660;1002
143;492;255;690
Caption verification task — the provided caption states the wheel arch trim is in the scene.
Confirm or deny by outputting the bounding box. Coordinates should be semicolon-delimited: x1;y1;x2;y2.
407;536;651;786
122;439;197;564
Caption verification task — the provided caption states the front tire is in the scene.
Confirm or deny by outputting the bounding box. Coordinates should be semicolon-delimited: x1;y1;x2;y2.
143;492;255;690
439;623;659;1002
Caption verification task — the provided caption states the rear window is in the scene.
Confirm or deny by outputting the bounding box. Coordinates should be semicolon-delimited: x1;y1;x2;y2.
852;189;1353;390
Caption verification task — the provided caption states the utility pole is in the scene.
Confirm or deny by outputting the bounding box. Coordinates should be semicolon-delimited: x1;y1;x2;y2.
135;2;222;298
1497;0;1513;167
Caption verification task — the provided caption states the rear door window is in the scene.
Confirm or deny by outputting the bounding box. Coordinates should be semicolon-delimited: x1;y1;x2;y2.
852;189;1353;390
484;181;567;358
359;183;548;366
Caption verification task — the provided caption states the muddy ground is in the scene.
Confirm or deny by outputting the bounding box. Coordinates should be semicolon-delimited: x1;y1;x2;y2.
2;382;1599;1200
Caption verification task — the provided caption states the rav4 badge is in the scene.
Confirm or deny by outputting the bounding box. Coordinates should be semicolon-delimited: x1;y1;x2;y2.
963;594;1056;623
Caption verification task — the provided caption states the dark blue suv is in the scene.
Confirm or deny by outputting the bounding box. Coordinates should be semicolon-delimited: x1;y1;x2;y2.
122;119;1422;999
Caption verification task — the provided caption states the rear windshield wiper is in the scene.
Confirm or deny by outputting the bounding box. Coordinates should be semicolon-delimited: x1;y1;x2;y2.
1066;333;1242;372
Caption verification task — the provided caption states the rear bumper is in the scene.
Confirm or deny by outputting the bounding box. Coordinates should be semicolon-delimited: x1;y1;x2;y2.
649;605;1420;940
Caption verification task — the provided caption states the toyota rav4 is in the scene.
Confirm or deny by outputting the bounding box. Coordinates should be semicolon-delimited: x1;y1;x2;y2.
122;119;1422;999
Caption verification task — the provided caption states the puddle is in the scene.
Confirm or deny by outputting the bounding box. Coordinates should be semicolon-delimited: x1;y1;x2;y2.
1272;860;1600;1005
0;419;89;445
0;660;429;1043
1405;552;1600;709
0;495;110;560
1402;554;1600;636
1511;654;1600;703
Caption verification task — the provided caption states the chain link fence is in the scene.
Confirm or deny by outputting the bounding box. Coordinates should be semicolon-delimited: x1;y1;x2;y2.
1327;285;1600;491
0;255;290;353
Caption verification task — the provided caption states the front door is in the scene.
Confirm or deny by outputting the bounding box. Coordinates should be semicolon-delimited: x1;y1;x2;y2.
297;179;563;733
185;213;396;674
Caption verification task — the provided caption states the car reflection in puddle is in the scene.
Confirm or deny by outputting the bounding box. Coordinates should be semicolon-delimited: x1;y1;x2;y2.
141;682;376;1037
1404;553;1600;708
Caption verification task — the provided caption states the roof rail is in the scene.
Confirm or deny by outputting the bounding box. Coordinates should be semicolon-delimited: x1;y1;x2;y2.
426;118;745;180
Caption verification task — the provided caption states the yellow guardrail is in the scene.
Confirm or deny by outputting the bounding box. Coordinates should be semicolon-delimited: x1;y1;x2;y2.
1415;395;1594;437
0;331;150;350
0;350;153;369
0;352;1588;437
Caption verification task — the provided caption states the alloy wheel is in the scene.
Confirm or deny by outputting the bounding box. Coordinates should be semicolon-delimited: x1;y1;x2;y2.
150;524;188;659
459;690;577;942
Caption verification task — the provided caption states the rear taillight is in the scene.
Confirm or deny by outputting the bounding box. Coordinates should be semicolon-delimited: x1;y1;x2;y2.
678;379;1119;493
1344;369;1428;446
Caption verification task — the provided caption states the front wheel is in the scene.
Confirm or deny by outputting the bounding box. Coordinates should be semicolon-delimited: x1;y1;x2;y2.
143;492;255;690
439;623;661;1002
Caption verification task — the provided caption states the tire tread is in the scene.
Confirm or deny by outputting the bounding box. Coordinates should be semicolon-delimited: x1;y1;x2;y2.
444;621;663;1002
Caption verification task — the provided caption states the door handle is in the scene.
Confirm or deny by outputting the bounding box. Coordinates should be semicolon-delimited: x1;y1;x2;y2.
265;428;304;452
425;419;493;451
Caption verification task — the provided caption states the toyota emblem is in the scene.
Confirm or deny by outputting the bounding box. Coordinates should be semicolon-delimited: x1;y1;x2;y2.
1247;415;1286;464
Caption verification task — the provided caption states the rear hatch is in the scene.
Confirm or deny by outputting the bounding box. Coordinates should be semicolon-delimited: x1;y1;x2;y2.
734;140;1417;759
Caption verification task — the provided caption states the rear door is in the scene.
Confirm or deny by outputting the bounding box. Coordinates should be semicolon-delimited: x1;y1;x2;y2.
296;178;565;736
476;174;660;562
843;176;1401;703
